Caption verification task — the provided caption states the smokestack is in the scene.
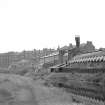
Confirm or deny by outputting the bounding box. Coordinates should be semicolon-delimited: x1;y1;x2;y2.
75;35;80;48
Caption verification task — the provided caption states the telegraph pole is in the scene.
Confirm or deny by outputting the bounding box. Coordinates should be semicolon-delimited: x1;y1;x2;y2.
23;50;26;59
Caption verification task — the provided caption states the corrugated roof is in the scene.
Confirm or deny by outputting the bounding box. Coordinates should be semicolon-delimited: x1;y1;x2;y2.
69;51;105;63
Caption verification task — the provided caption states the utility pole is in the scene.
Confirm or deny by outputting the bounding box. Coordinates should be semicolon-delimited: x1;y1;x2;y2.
53;54;55;65
44;56;45;64
7;53;9;67
23;50;26;59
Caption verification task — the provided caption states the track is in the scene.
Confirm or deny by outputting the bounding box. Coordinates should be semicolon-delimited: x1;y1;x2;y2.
49;82;105;105
48;50;105;105
71;93;105;105
45;72;105;105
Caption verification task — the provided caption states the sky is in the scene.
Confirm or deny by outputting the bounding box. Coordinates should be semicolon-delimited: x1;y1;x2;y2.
0;0;105;53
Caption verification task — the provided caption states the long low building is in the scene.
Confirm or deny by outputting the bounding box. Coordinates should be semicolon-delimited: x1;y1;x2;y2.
39;52;68;66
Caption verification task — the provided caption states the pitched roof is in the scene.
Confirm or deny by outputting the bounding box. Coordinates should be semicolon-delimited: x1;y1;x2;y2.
69;50;105;63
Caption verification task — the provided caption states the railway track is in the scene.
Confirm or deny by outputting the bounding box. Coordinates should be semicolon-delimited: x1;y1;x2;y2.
71;93;105;105
47;50;105;105
48;82;105;105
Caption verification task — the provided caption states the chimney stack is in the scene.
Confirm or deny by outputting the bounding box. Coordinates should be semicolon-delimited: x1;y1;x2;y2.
75;35;80;48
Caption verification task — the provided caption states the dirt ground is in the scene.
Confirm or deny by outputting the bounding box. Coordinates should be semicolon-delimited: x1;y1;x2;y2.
31;79;75;105
0;74;83;105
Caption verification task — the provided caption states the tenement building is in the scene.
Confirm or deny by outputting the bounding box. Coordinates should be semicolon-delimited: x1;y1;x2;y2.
68;36;95;60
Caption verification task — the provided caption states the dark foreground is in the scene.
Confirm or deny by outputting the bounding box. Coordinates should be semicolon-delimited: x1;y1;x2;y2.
0;74;81;105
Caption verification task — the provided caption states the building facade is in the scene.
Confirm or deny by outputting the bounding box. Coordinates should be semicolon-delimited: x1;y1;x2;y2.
68;37;95;60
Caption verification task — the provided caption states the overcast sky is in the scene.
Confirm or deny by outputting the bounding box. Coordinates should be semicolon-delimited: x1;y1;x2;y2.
0;0;105;53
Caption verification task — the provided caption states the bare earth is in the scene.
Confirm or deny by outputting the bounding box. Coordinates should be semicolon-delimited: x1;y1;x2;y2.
0;74;82;105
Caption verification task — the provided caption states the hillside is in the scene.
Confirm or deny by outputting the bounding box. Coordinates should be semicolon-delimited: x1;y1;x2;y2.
0;73;82;105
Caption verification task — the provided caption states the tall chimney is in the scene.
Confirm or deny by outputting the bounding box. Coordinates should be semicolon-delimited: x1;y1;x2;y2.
75;35;80;48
